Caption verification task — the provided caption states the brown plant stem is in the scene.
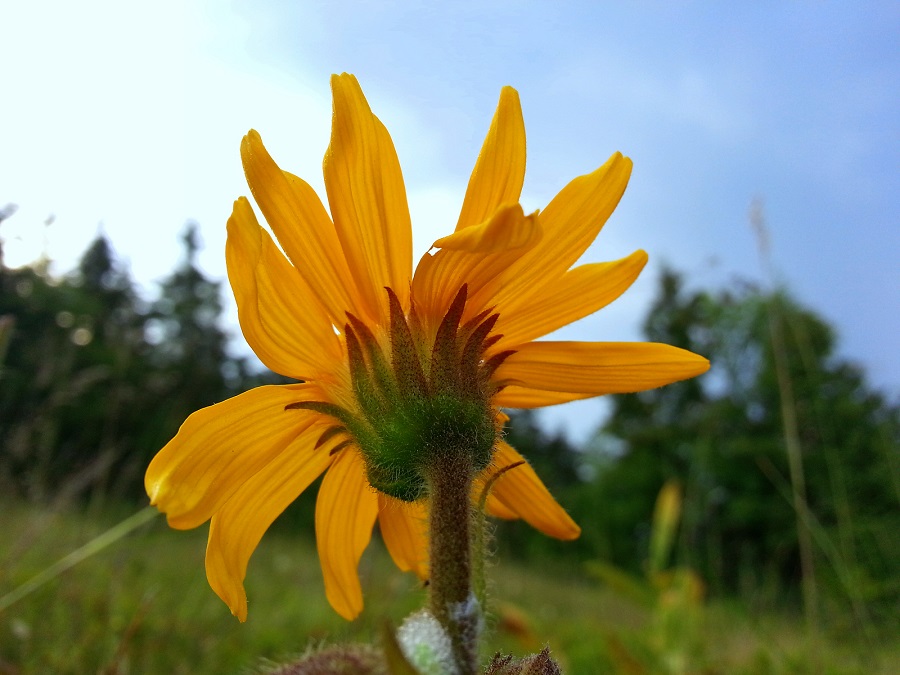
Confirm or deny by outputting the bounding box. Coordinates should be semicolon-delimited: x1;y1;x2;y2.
427;452;479;674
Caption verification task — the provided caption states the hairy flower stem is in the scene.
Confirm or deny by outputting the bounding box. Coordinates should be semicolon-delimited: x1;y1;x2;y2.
427;452;480;674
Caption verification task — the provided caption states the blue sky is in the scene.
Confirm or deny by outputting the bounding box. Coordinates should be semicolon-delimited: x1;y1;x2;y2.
2;1;897;442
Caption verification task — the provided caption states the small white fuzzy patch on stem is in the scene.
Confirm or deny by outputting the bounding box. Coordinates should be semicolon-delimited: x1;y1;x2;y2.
397;610;459;675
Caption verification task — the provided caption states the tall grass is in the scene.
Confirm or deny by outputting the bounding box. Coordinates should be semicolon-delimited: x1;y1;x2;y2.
1;500;896;674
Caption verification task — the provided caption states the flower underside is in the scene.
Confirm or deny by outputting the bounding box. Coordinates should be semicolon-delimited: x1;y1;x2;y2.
288;284;511;501
144;73;713;624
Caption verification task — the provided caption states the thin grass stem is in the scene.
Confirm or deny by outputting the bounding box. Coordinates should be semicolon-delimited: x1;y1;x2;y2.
0;506;158;612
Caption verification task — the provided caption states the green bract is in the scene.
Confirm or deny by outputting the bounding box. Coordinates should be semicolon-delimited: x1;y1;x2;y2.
288;284;510;502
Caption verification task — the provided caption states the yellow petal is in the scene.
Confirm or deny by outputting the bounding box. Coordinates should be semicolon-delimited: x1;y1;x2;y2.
226;197;341;379
241;130;362;324
455;86;526;232
472;470;519;520
495;250;648;348
484;493;518;520
412;205;541;327
145;384;322;530
435;203;539;253
490;442;580;540
378;495;429;580
495;341;710;396
324;73;413;322
490;152;633;310
493;386;595;409
205;426;334;621
316;449;379;620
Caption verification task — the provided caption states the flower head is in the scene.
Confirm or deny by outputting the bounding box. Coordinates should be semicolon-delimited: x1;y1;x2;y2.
145;74;709;622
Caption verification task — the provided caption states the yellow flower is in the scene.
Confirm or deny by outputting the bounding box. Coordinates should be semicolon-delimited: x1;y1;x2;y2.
145;73;709;622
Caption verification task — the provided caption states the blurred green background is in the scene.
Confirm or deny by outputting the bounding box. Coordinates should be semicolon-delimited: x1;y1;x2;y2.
1;222;896;673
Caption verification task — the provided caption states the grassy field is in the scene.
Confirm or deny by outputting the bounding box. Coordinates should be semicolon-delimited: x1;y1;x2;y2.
0;500;896;674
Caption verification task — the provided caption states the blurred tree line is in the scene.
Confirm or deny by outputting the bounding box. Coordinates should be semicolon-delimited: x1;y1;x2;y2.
500;269;898;619
0;219;281;503
1;215;897;616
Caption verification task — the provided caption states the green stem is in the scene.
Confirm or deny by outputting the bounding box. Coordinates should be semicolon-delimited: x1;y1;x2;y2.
427;452;479;674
